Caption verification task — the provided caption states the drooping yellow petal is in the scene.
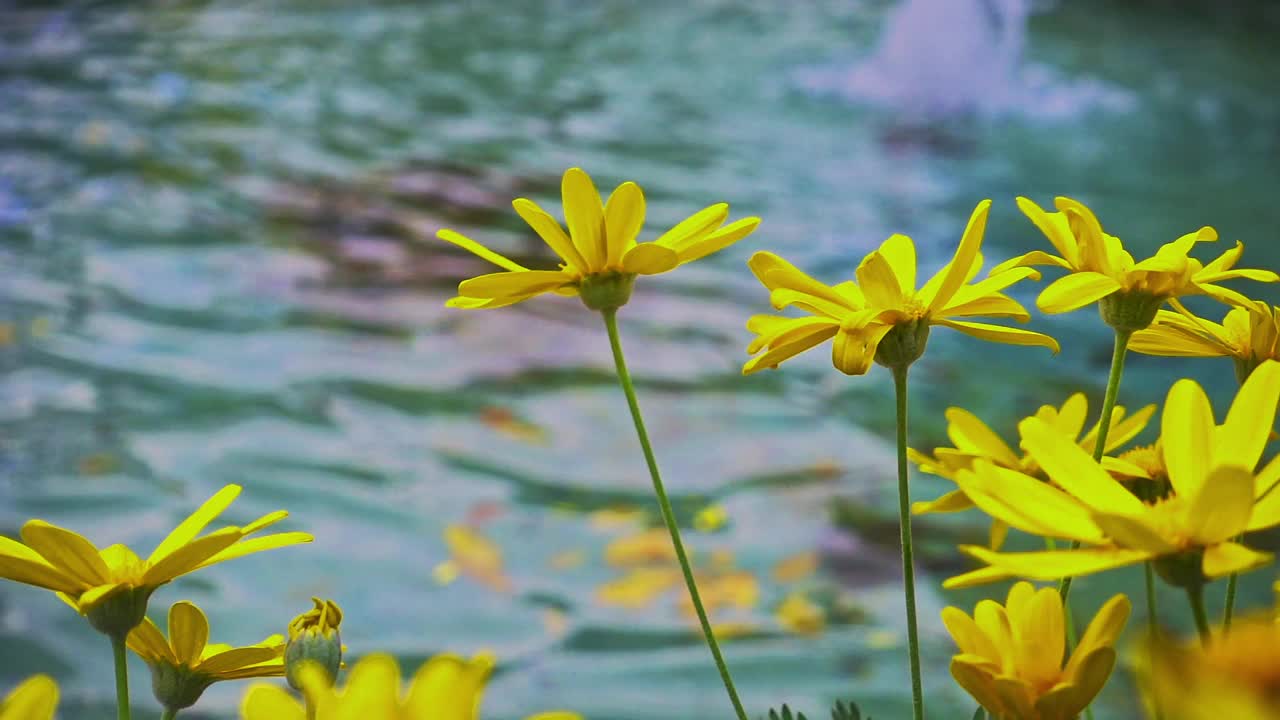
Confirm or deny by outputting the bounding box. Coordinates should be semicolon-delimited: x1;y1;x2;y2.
436;229;529;273
20;521;110;587
603;181;645;266
912;489;975;514
742;325;839;375
620;243;679;275
831;324;894;376
1036;272;1123;314
512;198;586;272
148;484;242;564
927;200;990;312
0;675;59;720
1201;541;1272;579
944;546;1152;587
1215;360;1280;470
165;601;208;665
1018;417;1147;516
1161;379;1215;499
560;168;607;271
747;316;840;354
457;270;571;299
933;319;1060;353
240;684;307;720
0;552;82;595
950;658;1004;717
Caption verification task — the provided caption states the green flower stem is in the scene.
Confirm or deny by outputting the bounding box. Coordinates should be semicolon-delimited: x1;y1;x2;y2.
1059;328;1132;601
892;365;925;720
1187;585;1211;645
111;634;132;720
161;710;178;720
602;309;750;720
1223;561;1240;631
1146;561;1164;720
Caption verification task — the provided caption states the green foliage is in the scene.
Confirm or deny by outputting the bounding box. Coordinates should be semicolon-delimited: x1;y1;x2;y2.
762;699;870;720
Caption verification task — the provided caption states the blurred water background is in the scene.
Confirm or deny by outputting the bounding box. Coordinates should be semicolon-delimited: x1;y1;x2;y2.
1;0;1279;717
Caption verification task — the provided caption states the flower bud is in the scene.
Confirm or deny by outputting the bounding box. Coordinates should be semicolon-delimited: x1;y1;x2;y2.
285;598;343;690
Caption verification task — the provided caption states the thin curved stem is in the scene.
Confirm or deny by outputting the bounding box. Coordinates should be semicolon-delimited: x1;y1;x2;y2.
112;634;132;720
1187;585;1211;645
892;365;925;720
601;309;750;720
1223;556;1240;631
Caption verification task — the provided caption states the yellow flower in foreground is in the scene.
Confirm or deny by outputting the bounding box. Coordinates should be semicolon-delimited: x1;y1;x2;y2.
911;392;1154;548
1139;619;1280;720
240;653;582;720
945;582;1129;720
744;200;1058;376
945;361;1280;589
438;167;760;311
0;675;58;720
128;600;284;711
1131;301;1280;381
0;484;311;637
994;196;1277;328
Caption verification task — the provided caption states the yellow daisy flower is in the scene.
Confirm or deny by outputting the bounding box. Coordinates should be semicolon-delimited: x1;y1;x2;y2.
743;200;1058;376
945;582;1129;720
1131;301;1280;381
128;600;284;712
0;484;312;637
437;167;760;311
911;392;1154;548
994;196;1277;330
0;675;58;720
943;360;1280;590
1138;618;1280;720
240;653;581;720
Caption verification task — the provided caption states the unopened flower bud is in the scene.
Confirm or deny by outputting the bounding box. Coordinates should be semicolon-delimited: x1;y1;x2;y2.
285;597;343;691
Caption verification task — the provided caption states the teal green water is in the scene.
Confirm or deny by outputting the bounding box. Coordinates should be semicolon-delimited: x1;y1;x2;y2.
1;1;1279;718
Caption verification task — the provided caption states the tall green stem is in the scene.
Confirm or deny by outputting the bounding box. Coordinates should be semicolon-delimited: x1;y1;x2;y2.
892;366;925;720
1187;585;1210;645
601;309;749;720
1223;561;1240;631
161;710;178;720
111;634;132;720
1059;329;1132;600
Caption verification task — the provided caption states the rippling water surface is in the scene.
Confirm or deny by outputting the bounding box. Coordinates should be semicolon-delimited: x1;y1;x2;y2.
2;1;1279;717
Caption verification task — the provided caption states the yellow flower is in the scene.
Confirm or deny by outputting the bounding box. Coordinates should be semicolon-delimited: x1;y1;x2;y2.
911;393;1154;549
128;600;284;711
285;597;344;689
240;653;582;720
1131;301;1280;381
0;675;58;720
743;200;1058;376
944;361;1280;589
945;582;1130;720
1138;619;1280;720
994;196;1277;329
0;484;312;637
438;167;760;311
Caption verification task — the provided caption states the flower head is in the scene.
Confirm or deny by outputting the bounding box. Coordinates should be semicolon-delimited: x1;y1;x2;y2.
911;392;1154;548
1131;301;1280;381
944;361;1280;589
945;582;1129;720
1138;619;1280;720
995;197;1277;330
285;597;344;690
128;600;284;711
743;200;1058;376
0;675;58;720
437;167;759;311
240;653;581;720
0;484;312;637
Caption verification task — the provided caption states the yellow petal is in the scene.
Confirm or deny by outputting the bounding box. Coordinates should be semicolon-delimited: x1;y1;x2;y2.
1014;586;1065;690
747;252;856;308
747;316;840;355
1053;392;1090;442
403;653;494;718
1018;417;1147;516
831;324;894;376
912;489;974;515
939;293;1032;321
1090;512;1175;553
877;234;917;293
1052;649;1117;720
75;583;124;611
944;545;1151;587
513;198;586;271
143;528;243;585
193;532;313;572
950;657;1003;716
147;484;242;564
1201;541;1272;579
855;249;904;309
943;564;1017;588
603;181;645;266
200;646;283;675
677;216;760;264
653;203;729;252
168;601;209;666
1216;360;1280;470
620;243;679;275
457;270;570;299
1129;326;1227;357
0;551;84;594
1162;378;1215;499
953;463;1105;543
1016;197;1080;266
560;168;607;271
941;607;1000;663
1;675;59;720
989;249;1072;275
927;200;990;312
1036;272;1123;313
20;521;110;586
933;319;1060;353
742;325;838;375
436;229;529;273
1100;403;1156;453
1065;593;1130;678
241;684;306;720
1182;465;1254;545
945;407;1020;467
126;617;178;664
